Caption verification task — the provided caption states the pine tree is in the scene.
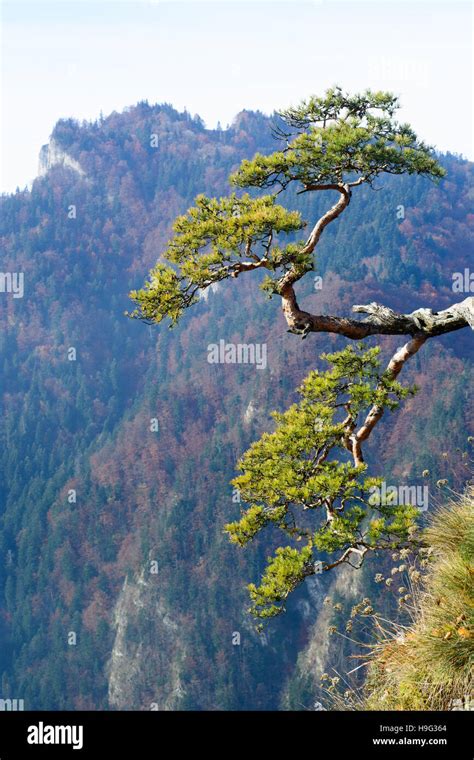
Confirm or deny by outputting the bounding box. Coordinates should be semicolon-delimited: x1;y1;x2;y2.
129;87;473;617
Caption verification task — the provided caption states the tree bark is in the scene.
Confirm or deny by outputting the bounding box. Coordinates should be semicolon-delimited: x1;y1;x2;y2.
279;292;474;339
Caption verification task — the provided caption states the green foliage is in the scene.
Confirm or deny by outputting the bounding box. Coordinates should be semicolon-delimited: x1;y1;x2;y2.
248;545;314;619
129;87;445;324
225;345;418;618
232;87;444;189
129;263;187;326
128;193;304;324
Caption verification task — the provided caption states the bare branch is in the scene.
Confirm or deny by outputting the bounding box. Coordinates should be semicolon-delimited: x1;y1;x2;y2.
279;295;474;340
230;258;270;278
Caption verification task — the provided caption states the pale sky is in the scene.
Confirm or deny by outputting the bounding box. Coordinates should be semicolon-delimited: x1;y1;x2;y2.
1;0;472;193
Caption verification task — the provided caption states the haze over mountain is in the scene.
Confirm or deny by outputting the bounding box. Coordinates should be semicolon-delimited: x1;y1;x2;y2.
0;101;472;709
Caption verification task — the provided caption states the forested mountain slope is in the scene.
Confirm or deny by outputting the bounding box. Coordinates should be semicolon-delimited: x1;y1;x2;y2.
0;102;472;709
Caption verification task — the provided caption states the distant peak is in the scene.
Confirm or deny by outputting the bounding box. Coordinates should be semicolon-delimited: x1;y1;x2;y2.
38;138;85;179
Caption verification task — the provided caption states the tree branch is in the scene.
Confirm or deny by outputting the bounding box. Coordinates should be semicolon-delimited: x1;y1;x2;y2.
347;334;427;466
278;184;351;323
230;258;271;278
279;296;474;340
300;184;351;259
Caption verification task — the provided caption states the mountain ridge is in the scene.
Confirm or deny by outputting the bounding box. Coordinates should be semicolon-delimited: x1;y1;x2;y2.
0;101;472;709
